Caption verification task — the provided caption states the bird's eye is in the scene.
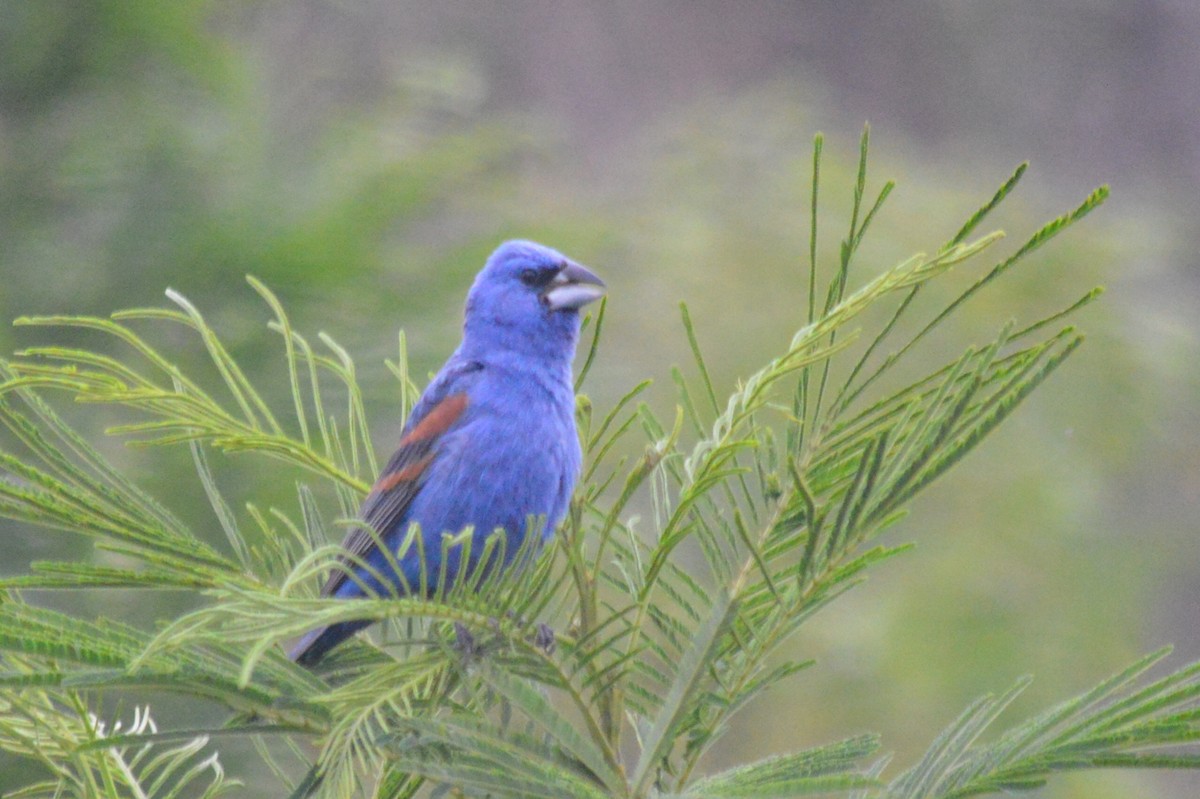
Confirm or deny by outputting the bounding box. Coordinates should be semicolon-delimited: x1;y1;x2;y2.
519;268;542;286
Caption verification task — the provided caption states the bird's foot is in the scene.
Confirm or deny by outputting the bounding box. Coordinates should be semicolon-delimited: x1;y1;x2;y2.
452;617;555;660
531;622;556;654
500;611;556;654
453;621;480;660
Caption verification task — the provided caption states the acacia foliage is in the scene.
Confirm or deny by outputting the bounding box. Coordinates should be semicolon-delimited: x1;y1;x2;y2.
2;132;1196;799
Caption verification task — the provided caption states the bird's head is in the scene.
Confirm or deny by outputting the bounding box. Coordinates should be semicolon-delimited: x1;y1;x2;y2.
462;240;605;361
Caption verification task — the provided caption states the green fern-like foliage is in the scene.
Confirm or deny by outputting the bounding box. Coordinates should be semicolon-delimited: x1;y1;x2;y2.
1;130;1197;798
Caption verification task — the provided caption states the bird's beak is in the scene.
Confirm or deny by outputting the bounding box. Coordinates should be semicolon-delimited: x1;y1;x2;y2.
543;261;606;311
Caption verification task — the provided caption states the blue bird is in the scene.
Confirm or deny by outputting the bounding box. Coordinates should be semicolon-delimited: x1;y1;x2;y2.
289;240;605;665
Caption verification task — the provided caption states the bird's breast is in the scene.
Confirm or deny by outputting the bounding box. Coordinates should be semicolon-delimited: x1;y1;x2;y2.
405;368;579;545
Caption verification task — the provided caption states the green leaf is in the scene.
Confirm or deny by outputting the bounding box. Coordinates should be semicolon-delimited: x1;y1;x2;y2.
477;666;625;793
384;716;611;799
683;734;881;798
886;649;1200;799
631;588;738;796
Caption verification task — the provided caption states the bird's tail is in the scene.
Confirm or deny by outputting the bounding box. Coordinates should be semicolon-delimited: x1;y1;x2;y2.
288;620;368;666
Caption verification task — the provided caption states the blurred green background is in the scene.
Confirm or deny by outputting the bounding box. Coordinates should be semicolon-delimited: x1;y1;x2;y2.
2;2;1198;797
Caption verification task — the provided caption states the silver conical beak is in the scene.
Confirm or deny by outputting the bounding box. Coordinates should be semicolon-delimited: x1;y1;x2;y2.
543;261;606;311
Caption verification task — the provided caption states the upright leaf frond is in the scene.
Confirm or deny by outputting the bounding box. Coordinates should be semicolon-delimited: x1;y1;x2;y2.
3;137;1184;799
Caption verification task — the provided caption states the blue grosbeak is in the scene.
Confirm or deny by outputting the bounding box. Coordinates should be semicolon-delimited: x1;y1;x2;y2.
289;240;605;665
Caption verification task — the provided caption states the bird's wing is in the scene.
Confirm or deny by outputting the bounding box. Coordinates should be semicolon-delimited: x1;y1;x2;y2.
319;360;481;598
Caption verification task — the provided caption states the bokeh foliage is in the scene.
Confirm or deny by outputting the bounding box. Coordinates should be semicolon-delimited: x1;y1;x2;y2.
3;123;1200;798
3;4;1198;799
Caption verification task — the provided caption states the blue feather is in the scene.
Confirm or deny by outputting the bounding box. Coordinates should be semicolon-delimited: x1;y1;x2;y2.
290;240;604;665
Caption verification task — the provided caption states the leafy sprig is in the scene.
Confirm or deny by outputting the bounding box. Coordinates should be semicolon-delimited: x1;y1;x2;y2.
0;130;1193;799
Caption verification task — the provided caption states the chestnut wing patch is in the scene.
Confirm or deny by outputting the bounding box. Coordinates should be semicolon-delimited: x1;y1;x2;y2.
319;393;469;598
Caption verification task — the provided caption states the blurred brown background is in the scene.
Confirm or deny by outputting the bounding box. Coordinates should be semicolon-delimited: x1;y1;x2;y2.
2;2;1198;797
